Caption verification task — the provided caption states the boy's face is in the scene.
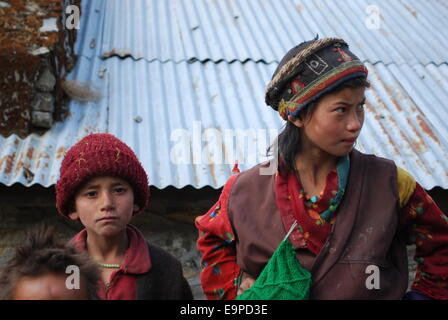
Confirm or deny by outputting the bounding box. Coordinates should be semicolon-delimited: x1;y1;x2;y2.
290;86;366;157
12;273;90;300
68;176;139;238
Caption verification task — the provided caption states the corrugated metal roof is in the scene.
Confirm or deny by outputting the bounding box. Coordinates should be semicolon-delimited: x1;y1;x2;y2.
1;56;447;189
97;0;448;65
0;55;281;188
1;0;447;190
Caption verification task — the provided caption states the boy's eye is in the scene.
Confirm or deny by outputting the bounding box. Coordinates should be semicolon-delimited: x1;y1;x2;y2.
334;106;346;113
358;104;365;111
85;191;97;197
114;187;126;194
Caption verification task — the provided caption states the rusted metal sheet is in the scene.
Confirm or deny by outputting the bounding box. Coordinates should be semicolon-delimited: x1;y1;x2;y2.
357;63;448;189
0;56;446;189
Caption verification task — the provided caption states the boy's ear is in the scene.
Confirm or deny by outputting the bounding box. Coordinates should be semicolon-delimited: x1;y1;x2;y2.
288;115;306;128
133;204;140;213
68;211;80;221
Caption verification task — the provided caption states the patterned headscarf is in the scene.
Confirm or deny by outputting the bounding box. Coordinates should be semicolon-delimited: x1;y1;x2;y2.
265;37;368;120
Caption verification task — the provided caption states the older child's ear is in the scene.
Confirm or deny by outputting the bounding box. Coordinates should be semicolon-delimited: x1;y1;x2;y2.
288;115;305;128
68;211;80;221
133;204;140;213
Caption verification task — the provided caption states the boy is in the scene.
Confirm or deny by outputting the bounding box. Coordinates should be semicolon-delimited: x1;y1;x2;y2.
0;225;99;300
196;38;448;300
56;133;193;300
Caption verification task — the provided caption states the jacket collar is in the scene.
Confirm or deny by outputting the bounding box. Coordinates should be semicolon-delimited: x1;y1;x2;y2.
70;224;151;274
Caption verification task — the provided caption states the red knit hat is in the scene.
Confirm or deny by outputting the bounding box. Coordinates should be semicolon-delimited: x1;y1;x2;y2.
56;133;149;217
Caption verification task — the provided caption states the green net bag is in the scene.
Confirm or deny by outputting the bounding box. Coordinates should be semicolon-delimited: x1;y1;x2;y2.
237;221;312;300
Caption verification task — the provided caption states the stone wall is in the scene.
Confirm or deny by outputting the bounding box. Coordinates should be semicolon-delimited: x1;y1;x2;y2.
0;0;80;137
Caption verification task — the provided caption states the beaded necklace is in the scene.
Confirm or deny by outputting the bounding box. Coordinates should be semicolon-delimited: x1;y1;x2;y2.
95;261;121;269
295;155;350;222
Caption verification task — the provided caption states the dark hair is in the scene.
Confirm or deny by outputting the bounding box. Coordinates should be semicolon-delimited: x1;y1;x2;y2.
267;77;370;171
0;225;100;299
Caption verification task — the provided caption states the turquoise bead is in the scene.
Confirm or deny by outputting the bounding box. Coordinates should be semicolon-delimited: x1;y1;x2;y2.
310;196;318;203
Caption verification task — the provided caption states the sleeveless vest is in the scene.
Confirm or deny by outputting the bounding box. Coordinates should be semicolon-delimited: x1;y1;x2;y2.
227;150;408;299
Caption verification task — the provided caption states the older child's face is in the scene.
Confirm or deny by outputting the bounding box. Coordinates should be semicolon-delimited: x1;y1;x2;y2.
12;273;90;300
291;86;366;157
69;176;138;238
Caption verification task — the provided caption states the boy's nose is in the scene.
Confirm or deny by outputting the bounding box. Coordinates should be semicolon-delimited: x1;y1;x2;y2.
100;192;115;211
347;111;363;132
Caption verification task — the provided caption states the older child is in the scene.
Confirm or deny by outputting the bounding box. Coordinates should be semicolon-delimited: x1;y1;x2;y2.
196;38;448;300
56;133;193;300
0;225;99;300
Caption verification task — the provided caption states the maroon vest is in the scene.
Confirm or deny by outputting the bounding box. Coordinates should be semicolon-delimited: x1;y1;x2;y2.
227;150;408;299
